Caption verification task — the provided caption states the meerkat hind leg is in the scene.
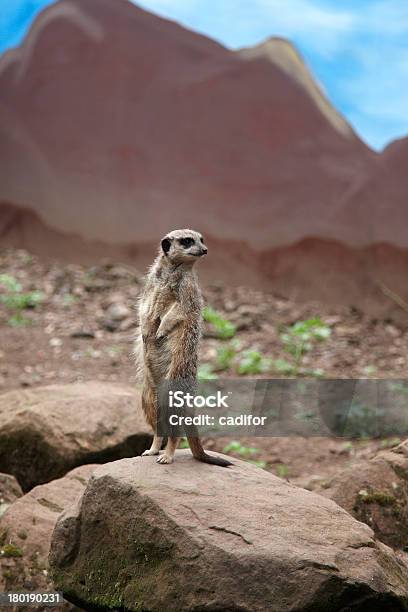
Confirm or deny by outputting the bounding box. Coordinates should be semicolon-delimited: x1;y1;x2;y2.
156;436;180;464
142;435;163;456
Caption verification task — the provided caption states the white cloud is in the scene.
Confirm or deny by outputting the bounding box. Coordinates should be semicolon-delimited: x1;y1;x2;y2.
133;0;408;148
253;0;355;33
254;0;356;56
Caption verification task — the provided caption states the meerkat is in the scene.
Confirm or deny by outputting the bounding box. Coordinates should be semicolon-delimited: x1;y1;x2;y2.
135;229;231;467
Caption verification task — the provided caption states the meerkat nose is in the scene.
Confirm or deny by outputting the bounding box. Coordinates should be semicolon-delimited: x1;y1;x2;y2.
202;248;208;255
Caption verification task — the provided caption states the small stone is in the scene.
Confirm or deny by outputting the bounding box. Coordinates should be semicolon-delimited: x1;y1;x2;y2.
106;303;131;322
70;330;95;339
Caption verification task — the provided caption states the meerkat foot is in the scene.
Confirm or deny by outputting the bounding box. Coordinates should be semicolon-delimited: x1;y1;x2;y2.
156;454;174;464
142;449;160;456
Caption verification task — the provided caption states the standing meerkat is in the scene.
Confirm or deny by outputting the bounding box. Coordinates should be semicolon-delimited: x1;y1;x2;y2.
135;229;231;467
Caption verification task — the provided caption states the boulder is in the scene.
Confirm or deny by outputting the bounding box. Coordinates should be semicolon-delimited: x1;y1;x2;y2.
321;439;408;550
0;464;96;608
0;383;151;490
50;451;408;612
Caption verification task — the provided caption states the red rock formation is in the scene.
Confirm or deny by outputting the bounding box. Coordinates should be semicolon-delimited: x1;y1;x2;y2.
0;0;376;248
0;0;407;312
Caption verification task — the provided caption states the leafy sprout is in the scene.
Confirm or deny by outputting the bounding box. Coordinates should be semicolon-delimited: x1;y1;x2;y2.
0;274;43;326
203;306;236;340
197;364;218;381
275;317;331;376
237;350;272;375
222;440;266;468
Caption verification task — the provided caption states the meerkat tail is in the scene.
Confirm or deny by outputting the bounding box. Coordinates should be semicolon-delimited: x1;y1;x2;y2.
187;437;232;467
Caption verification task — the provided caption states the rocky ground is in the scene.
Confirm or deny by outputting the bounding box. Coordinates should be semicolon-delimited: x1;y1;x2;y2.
0;247;407;486
1;247;408;610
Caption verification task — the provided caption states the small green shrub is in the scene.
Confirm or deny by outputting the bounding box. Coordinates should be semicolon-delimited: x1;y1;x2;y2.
215;341;238;371
342;402;387;438
197;364;218;381
1;543;23;558
0;274;43;326
276;317;331;376
237;350;272;375
222;440;266;468
203;306;236;340
275;464;289;478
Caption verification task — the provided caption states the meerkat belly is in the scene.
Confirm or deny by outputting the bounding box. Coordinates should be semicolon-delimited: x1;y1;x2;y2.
142;299;182;383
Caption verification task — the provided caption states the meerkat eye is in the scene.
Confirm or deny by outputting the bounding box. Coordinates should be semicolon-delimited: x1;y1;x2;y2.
200;236;204;243
179;237;194;248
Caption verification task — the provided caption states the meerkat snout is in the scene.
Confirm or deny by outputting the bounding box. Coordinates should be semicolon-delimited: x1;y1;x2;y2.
161;229;208;262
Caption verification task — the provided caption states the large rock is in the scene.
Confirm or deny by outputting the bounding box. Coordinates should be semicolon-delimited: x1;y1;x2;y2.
0;382;151;490
321;439;408;550
0;464;96;608
50;451;408;612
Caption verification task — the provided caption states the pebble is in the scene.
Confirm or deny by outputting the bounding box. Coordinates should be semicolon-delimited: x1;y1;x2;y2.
106;303;131;322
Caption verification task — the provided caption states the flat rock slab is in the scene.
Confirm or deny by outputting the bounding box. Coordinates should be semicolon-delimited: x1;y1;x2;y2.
0;464;96;610
321;439;408;550
50;450;408;612
0;382;151;490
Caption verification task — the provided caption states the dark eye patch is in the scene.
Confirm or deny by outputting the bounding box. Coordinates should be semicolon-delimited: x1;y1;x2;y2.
179;237;194;248
200;236;204;243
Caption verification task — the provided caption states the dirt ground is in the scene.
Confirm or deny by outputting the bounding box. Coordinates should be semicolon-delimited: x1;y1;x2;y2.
1;247;406;488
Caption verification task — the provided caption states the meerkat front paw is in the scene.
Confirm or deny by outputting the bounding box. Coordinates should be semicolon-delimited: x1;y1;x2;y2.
156;454;174;464
142;449;160;456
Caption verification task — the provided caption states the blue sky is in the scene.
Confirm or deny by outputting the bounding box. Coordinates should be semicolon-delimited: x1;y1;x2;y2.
1;0;407;151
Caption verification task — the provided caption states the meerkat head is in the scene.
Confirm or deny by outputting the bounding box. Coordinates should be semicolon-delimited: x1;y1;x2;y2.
160;229;207;264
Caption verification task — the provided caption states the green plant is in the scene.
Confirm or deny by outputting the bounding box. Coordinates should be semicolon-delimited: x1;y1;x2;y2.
222;440;266;468
215;341;238;371
9;313;32;327
379;437;401;449
275;463;289;478
273;358;297;375
62;293;78;306
201;341;273;378
342;402;389;438
0;274;43;325
1;543;23;558
294;409;321;431
237;350;272;375
203;306;236;340
362;365;377;377
223;440;257;455
389;382;408;396
277;317;331;376
197;364;218;381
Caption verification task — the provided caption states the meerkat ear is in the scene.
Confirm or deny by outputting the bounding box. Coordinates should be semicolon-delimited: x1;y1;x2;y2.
161;238;171;255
